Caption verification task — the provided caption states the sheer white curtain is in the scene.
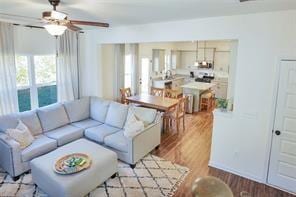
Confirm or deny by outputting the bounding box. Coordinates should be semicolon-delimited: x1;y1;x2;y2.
113;44;125;101
129;44;139;95
57;30;79;102
0;22;18;115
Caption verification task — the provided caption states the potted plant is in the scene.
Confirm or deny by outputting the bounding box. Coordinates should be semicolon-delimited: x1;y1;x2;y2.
216;98;228;112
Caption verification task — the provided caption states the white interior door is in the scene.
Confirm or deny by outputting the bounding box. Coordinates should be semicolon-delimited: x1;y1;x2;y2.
139;58;151;94
268;61;296;194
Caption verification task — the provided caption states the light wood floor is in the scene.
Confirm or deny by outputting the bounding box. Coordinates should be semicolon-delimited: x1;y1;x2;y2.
152;111;295;197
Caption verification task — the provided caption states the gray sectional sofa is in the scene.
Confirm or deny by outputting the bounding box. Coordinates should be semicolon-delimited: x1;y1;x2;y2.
0;97;162;180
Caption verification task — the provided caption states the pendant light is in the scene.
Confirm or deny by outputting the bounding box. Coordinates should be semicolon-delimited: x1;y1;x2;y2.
201;41;208;66
44;24;67;36
194;41;199;67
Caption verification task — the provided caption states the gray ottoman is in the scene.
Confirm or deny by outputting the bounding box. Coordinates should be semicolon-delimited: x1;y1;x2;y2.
30;139;117;197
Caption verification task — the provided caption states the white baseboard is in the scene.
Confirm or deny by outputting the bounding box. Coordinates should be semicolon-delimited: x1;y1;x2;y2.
208;161;264;183
265;183;296;196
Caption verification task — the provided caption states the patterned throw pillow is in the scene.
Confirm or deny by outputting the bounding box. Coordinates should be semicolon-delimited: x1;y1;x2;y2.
6;120;35;149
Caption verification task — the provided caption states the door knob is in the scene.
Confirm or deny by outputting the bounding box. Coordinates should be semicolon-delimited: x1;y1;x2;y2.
275;130;281;136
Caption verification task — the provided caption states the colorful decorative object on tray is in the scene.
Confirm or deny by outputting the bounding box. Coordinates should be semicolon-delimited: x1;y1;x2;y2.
54;153;91;175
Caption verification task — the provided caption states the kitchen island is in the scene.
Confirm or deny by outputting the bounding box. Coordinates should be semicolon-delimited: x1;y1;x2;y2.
181;82;216;112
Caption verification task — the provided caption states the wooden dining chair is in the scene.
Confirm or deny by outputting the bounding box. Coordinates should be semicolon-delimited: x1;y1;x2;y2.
120;87;132;104
150;87;164;97
210;89;216;107
163;96;187;133
199;91;213;111
164;89;182;99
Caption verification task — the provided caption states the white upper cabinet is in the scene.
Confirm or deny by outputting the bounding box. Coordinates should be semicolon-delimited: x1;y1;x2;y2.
152;49;165;72
214;52;230;72
170;50;181;69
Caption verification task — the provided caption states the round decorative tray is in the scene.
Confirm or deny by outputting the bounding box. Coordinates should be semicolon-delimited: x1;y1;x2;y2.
54;153;92;175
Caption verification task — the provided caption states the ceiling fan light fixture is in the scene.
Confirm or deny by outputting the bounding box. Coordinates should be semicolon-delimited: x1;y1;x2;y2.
51;10;67;20
44;24;67;36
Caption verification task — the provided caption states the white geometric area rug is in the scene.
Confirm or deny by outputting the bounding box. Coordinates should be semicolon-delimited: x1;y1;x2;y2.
0;154;189;197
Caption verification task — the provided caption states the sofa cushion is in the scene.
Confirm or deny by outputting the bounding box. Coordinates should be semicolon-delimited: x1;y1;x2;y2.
64;97;90;123
130;106;157;125
0;114;18;133
21;135;57;162
71;119;102;129
19;110;42;136
105;102;128;128
45;125;84;146
104;131;128;153
85;124;120;144
37;103;70;132
90;97;110;123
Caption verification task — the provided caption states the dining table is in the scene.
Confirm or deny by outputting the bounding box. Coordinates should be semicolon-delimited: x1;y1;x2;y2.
126;94;179;112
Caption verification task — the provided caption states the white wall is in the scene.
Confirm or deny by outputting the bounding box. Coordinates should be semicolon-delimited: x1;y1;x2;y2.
227;41;238;101
101;44;116;100
79;32;102;97
80;10;296;183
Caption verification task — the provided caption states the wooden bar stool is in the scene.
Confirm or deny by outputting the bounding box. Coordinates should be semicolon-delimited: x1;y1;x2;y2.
210;89;216;107
199;91;213;111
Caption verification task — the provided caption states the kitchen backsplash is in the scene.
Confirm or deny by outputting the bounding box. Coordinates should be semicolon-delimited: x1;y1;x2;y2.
174;68;228;78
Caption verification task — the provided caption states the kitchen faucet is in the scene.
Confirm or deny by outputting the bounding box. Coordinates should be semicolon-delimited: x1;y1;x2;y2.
165;70;172;79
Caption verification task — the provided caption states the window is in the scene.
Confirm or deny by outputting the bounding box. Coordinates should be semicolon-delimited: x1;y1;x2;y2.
34;56;57;108
16;56;31;112
124;54;132;88
15;55;57;112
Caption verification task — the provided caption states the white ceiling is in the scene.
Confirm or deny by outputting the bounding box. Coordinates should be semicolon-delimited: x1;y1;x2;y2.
0;0;296;27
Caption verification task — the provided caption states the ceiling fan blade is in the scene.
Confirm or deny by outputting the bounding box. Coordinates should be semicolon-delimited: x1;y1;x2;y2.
66;23;82;31
70;20;109;28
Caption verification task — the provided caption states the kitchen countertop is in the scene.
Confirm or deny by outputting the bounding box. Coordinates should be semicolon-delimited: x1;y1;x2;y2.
152;76;185;83
181;82;216;90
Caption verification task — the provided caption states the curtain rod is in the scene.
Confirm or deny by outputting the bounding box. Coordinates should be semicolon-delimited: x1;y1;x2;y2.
12;23;84;34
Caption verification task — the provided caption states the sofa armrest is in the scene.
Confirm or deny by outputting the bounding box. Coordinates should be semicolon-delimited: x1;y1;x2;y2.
128;120;161;164
0;133;21;150
154;112;163;124
0;133;22;177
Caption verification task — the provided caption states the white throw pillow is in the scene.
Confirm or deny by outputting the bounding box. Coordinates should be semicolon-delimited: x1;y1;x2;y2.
128;105;156;127
6;120;34;149
126;107;138;123
123;108;144;138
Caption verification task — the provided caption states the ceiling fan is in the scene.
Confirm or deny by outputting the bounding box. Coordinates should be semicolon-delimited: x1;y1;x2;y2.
42;0;109;36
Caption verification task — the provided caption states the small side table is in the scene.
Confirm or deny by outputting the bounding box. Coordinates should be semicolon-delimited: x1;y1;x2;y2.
192;176;233;197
